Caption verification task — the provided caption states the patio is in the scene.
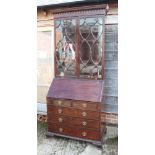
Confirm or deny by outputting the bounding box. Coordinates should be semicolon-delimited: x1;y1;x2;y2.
37;122;118;155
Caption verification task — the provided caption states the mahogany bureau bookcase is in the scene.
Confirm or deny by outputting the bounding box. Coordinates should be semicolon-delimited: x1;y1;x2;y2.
46;78;106;146
46;4;108;146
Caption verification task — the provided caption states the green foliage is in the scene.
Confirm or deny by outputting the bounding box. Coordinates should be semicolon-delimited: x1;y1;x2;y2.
106;136;118;145
37;121;47;131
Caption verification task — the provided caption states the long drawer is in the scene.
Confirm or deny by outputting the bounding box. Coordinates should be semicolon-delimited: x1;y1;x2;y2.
47;105;100;120
47;98;100;111
48;124;101;141
47;99;71;107
48;115;100;129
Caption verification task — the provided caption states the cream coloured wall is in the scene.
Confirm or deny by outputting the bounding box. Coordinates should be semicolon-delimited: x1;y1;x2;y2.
37;12;54;103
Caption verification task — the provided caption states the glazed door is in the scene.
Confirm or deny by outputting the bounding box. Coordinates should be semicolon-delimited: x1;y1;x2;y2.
54;7;106;79
79;17;104;79
55;19;77;77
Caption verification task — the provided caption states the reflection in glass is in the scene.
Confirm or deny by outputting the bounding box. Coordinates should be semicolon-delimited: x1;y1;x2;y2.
79;17;103;79
55;17;104;79
55;20;76;77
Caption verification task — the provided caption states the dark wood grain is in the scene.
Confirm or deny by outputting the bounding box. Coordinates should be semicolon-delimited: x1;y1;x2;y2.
46;131;104;146
47;105;100;120
46;4;109;145
54;7;106;79
46;78;104;145
52;4;108;14
47;98;100;111
47;99;72;107
48;115;100;129
47;78;104;102
48;124;102;141
72;100;99;111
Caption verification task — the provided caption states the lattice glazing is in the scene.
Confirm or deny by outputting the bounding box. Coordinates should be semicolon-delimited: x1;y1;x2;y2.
79;17;103;79
55;19;76;77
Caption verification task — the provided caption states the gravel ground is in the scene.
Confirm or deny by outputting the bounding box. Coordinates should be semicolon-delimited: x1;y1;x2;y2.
37;122;118;155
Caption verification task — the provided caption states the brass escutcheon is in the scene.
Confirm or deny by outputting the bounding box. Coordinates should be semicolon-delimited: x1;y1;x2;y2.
58;100;62;106
81;132;87;137
82;112;87;117
82;121;87;126
58;109;62;114
58;118;63;122
59;128;63;132
82;103;87;108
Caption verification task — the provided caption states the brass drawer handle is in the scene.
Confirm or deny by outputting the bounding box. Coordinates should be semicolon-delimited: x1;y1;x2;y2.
58;118;63;122
58;100;62;106
58;109;62;114
81;132;87;137
82;103;87;108
82;112;87;117
59;128;63;132
82;121;87;126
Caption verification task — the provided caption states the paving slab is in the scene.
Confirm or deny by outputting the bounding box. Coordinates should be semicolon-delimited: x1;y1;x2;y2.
37;122;118;155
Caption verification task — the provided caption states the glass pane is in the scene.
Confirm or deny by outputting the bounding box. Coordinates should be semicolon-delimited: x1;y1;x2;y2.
79;17;103;79
55;19;76;77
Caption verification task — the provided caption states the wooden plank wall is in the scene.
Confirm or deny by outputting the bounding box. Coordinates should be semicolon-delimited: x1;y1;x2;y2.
104;4;118;113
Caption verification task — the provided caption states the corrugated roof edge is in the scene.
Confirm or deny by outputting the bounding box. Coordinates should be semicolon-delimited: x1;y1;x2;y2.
37;0;118;9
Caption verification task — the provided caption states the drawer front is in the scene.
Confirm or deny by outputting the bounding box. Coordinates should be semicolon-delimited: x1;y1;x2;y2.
72;101;99;111
48;124;101;141
48;115;100;129
47;99;71;107
47;106;100;120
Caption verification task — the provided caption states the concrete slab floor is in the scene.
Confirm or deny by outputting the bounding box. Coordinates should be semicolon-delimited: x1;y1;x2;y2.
37;122;118;155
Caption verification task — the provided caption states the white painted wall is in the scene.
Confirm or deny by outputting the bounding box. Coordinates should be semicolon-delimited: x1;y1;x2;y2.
37;0;85;6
